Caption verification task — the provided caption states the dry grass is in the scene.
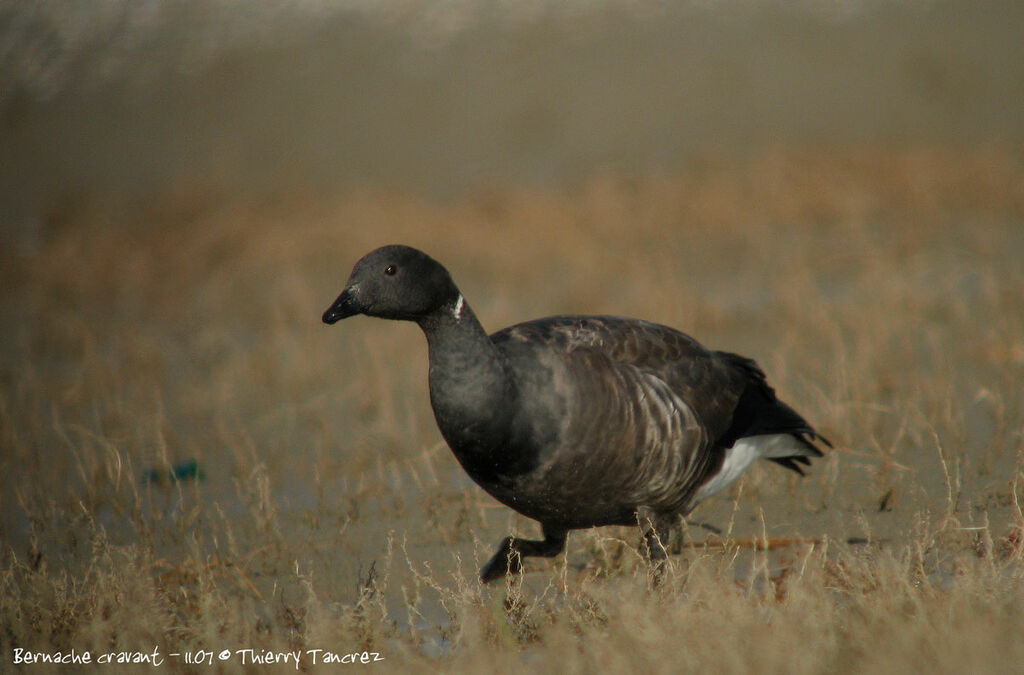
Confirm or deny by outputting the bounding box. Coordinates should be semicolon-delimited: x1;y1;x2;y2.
2;143;1023;672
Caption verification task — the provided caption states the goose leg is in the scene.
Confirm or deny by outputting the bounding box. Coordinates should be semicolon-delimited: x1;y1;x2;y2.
637;506;672;580
480;524;567;583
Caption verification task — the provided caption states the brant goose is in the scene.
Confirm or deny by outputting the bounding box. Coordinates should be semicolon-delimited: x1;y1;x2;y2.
323;245;830;582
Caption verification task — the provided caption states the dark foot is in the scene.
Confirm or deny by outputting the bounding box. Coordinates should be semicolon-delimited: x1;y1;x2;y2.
479;526;568;583
480;537;521;583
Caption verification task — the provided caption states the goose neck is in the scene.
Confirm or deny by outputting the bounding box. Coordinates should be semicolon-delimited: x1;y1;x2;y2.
418;296;513;443
419;296;501;377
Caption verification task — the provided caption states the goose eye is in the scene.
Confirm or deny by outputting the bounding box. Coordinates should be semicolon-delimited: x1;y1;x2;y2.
384;265;397;276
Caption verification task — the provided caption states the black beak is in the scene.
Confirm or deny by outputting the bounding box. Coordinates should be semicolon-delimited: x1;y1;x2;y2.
322;288;361;324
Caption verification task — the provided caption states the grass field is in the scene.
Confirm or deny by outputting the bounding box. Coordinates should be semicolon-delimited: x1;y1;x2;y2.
2;143;1023;672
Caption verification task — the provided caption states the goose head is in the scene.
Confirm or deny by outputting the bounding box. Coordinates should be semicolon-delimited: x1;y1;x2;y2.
323;245;460;324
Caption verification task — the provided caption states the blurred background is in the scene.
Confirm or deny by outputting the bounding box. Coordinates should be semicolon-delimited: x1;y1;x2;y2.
2;0;1022;233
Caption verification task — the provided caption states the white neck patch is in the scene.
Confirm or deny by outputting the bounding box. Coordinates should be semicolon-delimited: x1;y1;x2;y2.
452;294;464;321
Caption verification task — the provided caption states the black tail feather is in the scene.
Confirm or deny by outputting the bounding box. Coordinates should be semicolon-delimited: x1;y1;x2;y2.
715;351;831;475
770;456;809;475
